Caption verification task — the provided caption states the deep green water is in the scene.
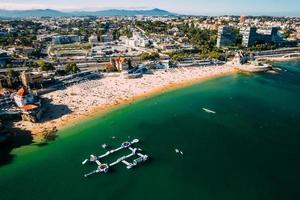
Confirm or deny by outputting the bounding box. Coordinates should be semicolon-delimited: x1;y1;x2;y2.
1;61;300;200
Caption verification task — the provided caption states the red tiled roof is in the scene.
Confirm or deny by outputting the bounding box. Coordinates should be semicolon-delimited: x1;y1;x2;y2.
16;87;29;97
116;57;125;64
0;88;16;96
20;104;38;111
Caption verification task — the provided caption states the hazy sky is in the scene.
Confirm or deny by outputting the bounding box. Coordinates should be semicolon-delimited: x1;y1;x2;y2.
0;0;299;15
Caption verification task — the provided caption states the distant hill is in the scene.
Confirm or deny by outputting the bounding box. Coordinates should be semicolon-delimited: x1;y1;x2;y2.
0;9;68;18
0;8;176;18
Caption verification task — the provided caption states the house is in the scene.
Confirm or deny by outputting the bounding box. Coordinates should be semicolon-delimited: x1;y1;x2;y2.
20;71;44;88
12;86;44;122
158;43;178;52
0;50;10;67
0;29;8;36
13;87;35;107
8;46;35;57
100;34;113;43
52;35;81;45
89;34;99;44
0;88;15;109
125;31;150;48
107;57;125;71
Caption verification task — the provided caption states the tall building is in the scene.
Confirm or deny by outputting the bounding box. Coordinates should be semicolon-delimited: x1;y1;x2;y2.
240;16;246;24
241;27;282;47
216;26;236;48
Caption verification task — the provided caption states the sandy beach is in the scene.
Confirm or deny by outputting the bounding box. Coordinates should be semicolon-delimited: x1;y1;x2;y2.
14;65;235;139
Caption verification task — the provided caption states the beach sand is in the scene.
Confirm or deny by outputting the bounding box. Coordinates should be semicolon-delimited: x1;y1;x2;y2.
14;66;235;139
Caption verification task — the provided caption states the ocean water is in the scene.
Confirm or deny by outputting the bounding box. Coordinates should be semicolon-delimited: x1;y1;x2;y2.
0;61;300;200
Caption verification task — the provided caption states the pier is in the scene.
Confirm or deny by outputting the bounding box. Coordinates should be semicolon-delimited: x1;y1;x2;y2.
82;139;149;177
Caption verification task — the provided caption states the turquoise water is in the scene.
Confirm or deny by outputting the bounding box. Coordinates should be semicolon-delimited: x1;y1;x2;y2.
1;61;300;200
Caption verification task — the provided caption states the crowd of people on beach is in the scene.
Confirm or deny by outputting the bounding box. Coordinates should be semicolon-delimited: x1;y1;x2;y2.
14;65;234;135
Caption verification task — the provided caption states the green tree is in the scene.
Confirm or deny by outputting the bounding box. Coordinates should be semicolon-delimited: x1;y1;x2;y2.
5;64;13;68
171;53;189;61
36;60;55;71
127;59;133;70
65;63;80;74
7;69;19;80
282;28;295;39
7;69;20;88
139;52;160;61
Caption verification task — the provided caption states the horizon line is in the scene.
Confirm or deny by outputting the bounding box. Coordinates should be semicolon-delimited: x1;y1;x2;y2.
0;7;299;17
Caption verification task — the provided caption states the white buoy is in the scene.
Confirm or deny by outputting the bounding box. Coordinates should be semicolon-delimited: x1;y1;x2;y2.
132;139;139;143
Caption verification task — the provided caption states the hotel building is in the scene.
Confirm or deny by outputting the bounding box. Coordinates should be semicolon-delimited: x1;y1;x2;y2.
216;26;236;47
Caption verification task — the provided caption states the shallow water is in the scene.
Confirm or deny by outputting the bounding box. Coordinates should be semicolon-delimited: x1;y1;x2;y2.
1;61;300;200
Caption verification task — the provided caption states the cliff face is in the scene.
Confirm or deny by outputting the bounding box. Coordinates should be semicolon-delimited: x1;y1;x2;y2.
0;121;33;166
0;119;8;143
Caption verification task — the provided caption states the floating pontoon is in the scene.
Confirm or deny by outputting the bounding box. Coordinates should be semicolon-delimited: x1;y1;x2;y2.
82;138;149;177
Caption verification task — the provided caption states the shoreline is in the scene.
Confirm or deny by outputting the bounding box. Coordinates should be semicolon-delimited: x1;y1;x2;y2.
258;56;300;62
59;69;236;132
13;66;235;140
13;56;300;140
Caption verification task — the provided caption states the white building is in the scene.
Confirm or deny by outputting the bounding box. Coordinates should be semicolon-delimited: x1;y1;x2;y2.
52;35;81;45
125;31;150;48
100;35;113;43
14;87;35;107
89;34;99;44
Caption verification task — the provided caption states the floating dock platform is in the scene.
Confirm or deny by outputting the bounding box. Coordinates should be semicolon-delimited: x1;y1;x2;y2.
82;139;149;177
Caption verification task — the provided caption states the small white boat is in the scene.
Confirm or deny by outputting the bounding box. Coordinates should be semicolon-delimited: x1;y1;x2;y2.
202;108;216;114
180;151;184;155
175;149;179;153
102;144;108;149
